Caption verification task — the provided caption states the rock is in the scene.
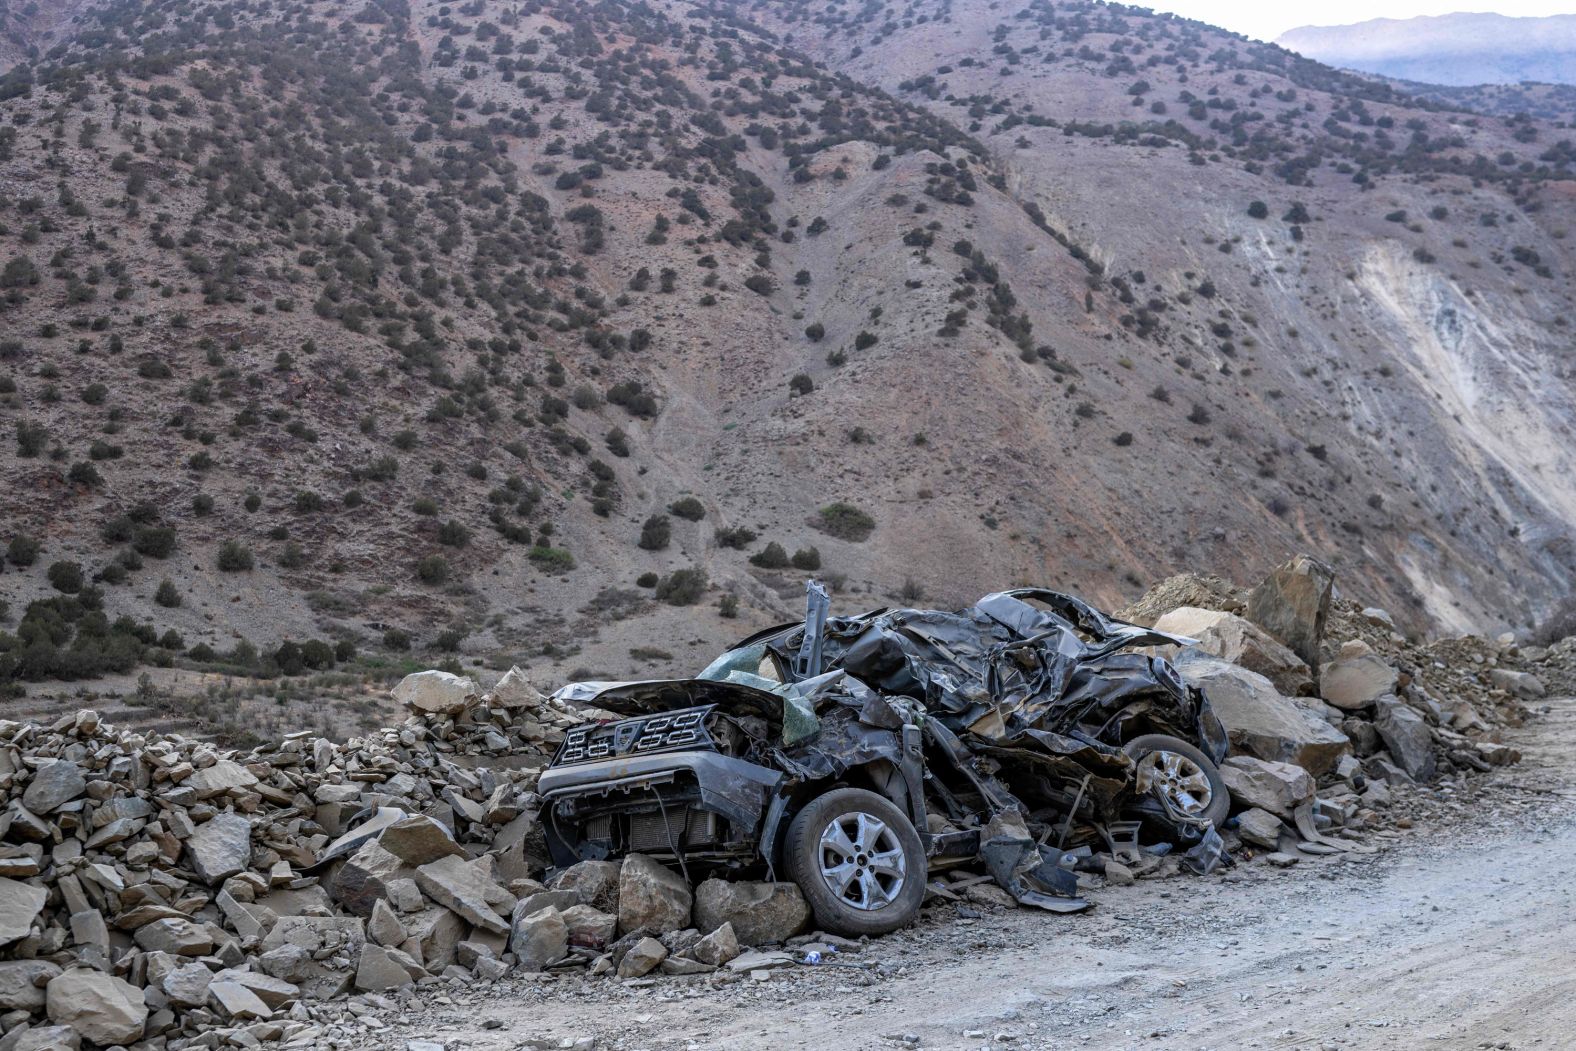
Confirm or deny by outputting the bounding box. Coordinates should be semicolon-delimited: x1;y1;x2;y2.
0;961;61;1010
1265;851;1300;868
377;816;465;868
46;969;148;1046
489;666;548;709
1219;756;1315;818
1174;654;1349;776
509;906;567;972
617;854;692;936
1342;717;1382;756
559;904;616;949
134;917;214;956
1320;646;1398;710
21;760;86;814
186;759;260;799
208;980;273;1020
162;963;216;1008
549;859;622;912
1373;698;1437;781
69;909;109;953
1488;668;1546;699
208;969;299;1009
1235;808;1284;849
1244;555;1334;675
1152;608;1313;695
330;840;413;917
1102;860;1135;887
259;916;366;1000
354;944;424;992
184;812;253;884
414;855;515;935
616;936;668;978
1361;607;1395;629
11;1026;80;1051
692;880;810;945
400;906;466;971
689;922;740;966
368;899;406;947
392;670;479;715
0;878;47;947
257;944;313;985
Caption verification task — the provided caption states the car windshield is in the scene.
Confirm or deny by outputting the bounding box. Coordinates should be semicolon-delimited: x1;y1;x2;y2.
695;642;783;691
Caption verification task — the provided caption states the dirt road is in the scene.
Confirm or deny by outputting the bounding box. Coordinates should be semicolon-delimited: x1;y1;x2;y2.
367;698;1576;1051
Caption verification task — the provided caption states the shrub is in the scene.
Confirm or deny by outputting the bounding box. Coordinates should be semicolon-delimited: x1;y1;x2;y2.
1247;201;1268;219
15;419;46;457
300;639;336;670
217;540;253;572
854;331;878;351
750;541;790;568
413;497;438;516
133;526;177;559
434;628;466;652
668;496;705;521
154;579;181;608
437;520;471;548
789;373;814;396
791;546;822;570
416;555;450;584
529;546;576;571
383;628;412;651
715;526;757;549
8;535;40;567
718;594;739;618
816;503;876;541
294;491;325;513
636;571;659;588
655;568;708;606
639;515;671;551
47;561;84;594
804;322;825;342
192;493;214;516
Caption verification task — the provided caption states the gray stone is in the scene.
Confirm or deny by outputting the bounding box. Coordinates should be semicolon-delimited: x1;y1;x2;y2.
1235;808;1285;849
0;961;61;1010
330;840;413;917
400;907;467;971
559;904;616;949
22;760;86;814
0;878;47;947
1374;698;1437;781
1174;654;1349;776
186;760;260;799
46;969;148;1046
1488;668;1546;699
488;666;548;709
207;969;299;1009
208;980;272;1020
1152;607;1313;695
692;880;810;946
354;944;424;992
1102;860;1135;886
392;670;478;715
1219;756;1315;818
135;917;214;956
617;854;691;937
12;1026;80;1051
508;906;567;972
689;922;740;966
368;899;406;947
1342;717;1382;756
616;936;667;978
377;816;464;868
162;963;215;1008
257;944;313;985
549;859;621;912
1244;555;1334;675
414;855;515;935
184;812;253;884
68;909;109;954
1320;646;1398;710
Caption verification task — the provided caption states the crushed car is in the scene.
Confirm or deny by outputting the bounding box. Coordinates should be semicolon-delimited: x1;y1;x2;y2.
537;582;1230;935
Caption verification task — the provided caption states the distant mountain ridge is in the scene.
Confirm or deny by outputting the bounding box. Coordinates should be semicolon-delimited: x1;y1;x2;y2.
1278;13;1576;87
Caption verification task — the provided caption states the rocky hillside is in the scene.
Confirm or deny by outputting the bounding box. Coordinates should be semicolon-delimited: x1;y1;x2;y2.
1;0;1574;700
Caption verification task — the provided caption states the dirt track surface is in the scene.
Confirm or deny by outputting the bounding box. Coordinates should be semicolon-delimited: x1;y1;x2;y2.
366;699;1576;1051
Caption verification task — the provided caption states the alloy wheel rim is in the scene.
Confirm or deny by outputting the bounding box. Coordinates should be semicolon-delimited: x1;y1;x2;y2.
817;811;906;911
1135;750;1213;815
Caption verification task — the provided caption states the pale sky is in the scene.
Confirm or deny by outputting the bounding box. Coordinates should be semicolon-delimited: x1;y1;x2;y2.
1142;1;1576;45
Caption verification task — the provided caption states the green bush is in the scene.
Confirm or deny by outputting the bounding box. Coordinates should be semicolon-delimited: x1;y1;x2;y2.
47;561;84;594
715;526;758;549
816;503;876;541
656;568;708;606
791;546;822;570
383;628;411;651
636;571;659;588
750;542;790;568
639;515;671;551
668;496;706;521
133;526;177;559
437;520;471;547
718;594;739;618
154;579;181;608
217;540;253;572
528;546;576;572
7;535;40;567
416;555;450;584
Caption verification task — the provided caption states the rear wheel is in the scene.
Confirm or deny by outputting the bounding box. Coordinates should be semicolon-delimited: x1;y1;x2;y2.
784;787;926;936
1123;734;1230;828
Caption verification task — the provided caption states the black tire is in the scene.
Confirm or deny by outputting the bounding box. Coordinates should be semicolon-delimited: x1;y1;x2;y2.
1122;733;1231;829
783;787;926;937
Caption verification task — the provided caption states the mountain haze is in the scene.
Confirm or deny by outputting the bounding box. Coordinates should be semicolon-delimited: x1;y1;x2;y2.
1278;13;1576;88
0;0;1574;698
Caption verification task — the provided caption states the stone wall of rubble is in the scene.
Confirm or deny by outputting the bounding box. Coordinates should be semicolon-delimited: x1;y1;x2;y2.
0;558;1567;1050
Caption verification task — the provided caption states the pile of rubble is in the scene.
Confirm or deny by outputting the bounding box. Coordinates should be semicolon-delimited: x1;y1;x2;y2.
0;556;1565;1050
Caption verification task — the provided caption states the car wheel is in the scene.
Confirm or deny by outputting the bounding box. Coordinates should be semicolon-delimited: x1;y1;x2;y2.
783;787;927;937
1122;733;1230;828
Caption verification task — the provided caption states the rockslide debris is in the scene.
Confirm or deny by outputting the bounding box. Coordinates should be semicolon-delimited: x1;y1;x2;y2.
0;556;1561;1049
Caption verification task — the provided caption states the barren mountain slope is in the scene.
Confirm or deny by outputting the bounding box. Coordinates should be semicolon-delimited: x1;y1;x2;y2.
0;0;1573;699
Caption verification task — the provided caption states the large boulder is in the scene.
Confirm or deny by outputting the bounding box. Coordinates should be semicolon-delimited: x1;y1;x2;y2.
1320;642;1398;711
1488;668;1546;699
13;1026;80;1051
693;880;811;946
1244;555;1334;674
549;859;622;912
184;812;253;884
1374;698;1437;781
1152;607;1313;696
330;840;414;916
509;905;567;971
1219;756;1315;818
0;878;47;947
488;666;549;709
617;854;692;936
392;670;479;715
377;816;465;868
353;944;426;992
21;759;86;814
1174;653;1349;776
185;759;259;799
46;969;148;1046
0;960;61;1010
413;855;515;935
